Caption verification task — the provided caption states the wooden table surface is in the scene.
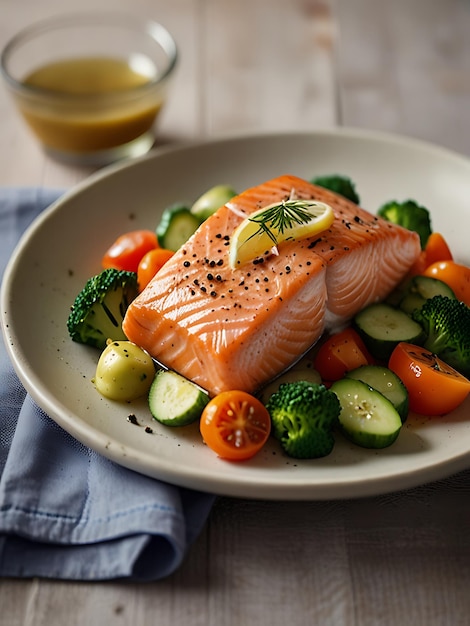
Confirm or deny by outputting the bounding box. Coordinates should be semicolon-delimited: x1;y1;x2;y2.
2;1;470;624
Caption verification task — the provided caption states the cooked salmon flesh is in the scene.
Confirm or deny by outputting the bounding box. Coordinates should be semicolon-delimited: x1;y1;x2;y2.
122;174;421;396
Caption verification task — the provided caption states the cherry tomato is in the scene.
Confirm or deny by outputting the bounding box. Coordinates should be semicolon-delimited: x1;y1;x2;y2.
137;247;174;291
422;260;470;306
102;230;158;273
388;342;470;416
314;327;375;383
200;390;271;461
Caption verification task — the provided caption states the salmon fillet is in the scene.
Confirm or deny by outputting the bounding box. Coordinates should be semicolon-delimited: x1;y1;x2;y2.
123;174;420;395
272;178;422;328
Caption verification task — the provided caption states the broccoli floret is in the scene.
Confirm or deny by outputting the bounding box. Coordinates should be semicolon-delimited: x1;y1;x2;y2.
377;199;432;249
67;268;138;350
311;174;360;204
266;381;341;459
412;295;470;377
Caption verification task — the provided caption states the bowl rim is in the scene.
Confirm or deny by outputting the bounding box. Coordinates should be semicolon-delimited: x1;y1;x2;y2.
0;11;178;101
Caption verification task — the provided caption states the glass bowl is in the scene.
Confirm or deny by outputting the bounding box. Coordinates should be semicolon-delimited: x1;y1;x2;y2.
1;13;178;165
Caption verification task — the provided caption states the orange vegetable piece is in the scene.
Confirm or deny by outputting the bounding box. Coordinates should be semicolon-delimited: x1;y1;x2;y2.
423;260;470;306
389;342;470;416
405;232;453;279
102;229;158;273
200;390;271;461
314;327;375;383
423;232;453;267
137;247;174;291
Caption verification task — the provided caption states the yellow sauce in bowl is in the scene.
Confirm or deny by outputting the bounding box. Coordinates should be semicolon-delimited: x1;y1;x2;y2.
17;56;164;154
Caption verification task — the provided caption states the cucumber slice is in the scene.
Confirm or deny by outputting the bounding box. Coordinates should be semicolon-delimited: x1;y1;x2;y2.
156;203;201;251
148;369;210;426
398;275;456;315
353;302;424;360
346;364;409;422
259;357;321;403
191;184;237;222
330;378;402;449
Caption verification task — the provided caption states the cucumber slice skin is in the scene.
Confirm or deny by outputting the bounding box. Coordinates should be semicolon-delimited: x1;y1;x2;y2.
191;184;237;222
330;378;402;449
156;203;201;251
149;370;210;426
346;364;409;423
353;302;424;360
398;275;456;315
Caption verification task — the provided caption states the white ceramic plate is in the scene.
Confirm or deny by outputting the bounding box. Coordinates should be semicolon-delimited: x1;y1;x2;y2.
3;129;470;500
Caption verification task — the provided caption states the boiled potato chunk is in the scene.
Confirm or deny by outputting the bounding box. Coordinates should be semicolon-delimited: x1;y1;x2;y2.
94;340;155;401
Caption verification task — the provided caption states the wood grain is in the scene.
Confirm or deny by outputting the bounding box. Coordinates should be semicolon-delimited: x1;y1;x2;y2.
1;0;470;624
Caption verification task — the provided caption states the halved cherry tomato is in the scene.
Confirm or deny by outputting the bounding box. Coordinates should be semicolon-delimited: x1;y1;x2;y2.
137;247;174;291
102;230;158;273
314;327;375;383
200;390;271;461
422;260;470;306
388;342;470;416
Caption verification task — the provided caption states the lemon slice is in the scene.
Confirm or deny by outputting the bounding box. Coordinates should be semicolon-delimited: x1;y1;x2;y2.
228;199;334;269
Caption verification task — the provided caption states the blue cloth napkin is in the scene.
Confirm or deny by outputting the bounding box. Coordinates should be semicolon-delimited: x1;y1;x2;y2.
0;188;215;581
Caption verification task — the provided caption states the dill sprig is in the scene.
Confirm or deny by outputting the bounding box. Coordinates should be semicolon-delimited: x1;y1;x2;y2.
247;199;321;244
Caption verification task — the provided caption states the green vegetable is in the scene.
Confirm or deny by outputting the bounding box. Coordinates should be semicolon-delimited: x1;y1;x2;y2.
412;295;470;378
396;275;456;315
377;199;432;248
156;203;201;251
148;369;210;426
311;174;360;204
331;378;402;449
353;302;424;360
67;268;138;350
191;184;237;222
346;364;409;423
265;381;340;459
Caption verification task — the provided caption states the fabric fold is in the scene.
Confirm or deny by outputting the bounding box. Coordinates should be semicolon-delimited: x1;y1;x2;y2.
0;187;215;581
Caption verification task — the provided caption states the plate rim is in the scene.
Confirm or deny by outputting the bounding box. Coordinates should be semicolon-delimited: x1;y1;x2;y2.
3;126;470;500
